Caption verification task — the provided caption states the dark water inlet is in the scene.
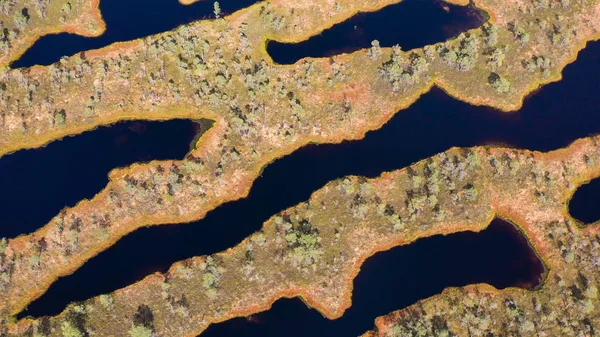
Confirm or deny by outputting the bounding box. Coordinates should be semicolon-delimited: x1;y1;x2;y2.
18;41;600;320
267;0;486;64
14;0;487;68
199;218;544;337
12;0;260;68
569;178;600;225
0;119;207;239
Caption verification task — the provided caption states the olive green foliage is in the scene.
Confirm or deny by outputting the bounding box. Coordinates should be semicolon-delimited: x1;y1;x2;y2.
388;314;453;337
508;22;530;45
1;237;12;290
378;46;429;91
181;157;205;174
54;109;66;126
259;3;286;31
12;8;30;30
167;164;184;195
128;325;153;337
482;24;499;46
367;40;382;60
275;216;323;270
486;47;506;68
438;33;480;71
488;72;511;93
522;55;551;76
98;294;113;308
213;2;221;19
201;256;223;299
60;321;82;337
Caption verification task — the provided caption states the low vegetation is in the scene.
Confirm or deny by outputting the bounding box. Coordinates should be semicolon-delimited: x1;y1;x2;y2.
0;0;599;333
5;136;600;336
0;0;105;67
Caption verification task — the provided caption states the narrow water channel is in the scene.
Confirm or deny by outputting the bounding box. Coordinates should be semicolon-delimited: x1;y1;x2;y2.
12;0;260;68
199;218;544;337
0;119;206;239
267;0;486;64
17;40;600;320
15;0;485;68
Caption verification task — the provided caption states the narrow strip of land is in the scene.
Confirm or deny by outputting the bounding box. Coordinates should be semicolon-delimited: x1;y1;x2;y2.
7;136;600;336
0;0;105;67
0;0;599;324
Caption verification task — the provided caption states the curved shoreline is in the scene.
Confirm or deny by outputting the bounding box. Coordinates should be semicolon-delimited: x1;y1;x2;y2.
0;0;105;68
7;136;599;336
363;139;600;337
0;0;599;327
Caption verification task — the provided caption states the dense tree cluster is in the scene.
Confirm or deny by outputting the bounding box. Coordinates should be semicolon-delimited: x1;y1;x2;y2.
438;33;481;71
275;215;323;271
488;72;511;93
378;46;429;91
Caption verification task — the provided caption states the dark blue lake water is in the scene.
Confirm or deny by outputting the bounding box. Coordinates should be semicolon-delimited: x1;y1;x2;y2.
267;0;485;64
0;119;204;239
7;0;600;335
569;178;600;225
13;0;258;68
199;218;543;337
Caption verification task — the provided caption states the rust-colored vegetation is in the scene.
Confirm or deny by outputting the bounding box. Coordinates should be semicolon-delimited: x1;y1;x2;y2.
7;137;600;336
0;0;105;67
0;0;599;335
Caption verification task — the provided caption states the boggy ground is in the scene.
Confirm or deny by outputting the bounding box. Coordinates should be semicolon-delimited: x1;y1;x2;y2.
0;0;105;67
0;0;599;325
5;135;600;336
362;143;600;337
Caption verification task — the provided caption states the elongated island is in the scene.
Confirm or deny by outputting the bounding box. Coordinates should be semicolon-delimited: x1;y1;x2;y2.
0;0;105;67
0;0;599;335
5;136;600;336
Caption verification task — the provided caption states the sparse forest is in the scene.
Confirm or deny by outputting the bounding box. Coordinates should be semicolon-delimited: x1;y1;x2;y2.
0;0;599;335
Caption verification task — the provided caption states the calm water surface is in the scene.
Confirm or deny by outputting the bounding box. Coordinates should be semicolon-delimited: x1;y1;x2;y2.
199;218;544;337
20;41;600;320
0;119;203;239
7;0;600;334
569;178;600;225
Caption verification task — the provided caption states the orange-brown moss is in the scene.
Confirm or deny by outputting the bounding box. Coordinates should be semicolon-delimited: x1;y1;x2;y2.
0;0;599;329
6;136;600;336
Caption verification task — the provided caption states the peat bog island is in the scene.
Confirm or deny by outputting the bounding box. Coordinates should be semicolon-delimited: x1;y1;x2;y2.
0;0;600;336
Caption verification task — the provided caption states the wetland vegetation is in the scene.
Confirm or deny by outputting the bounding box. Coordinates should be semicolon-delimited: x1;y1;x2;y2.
266;0;486;64
9;138;600;337
199;218;544;337
569;177;600;225
12;0;260;68
16;39;600;321
0;119;204;239
0;0;599;335
0;0;105;67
